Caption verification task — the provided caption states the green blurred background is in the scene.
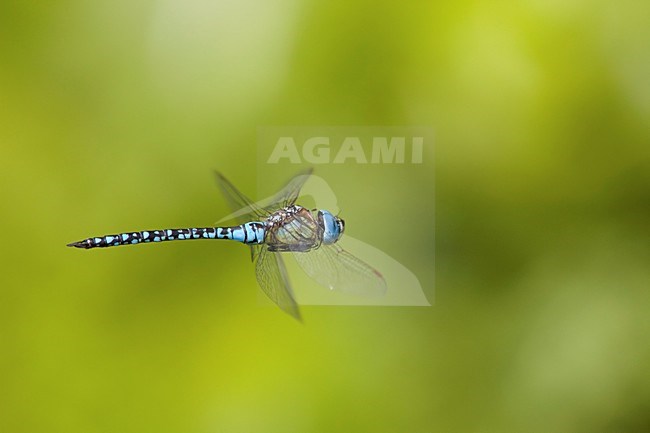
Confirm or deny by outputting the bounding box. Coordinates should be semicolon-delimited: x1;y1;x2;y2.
1;1;649;432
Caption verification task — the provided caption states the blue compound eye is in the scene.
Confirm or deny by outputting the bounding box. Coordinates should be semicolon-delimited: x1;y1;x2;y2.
318;210;343;244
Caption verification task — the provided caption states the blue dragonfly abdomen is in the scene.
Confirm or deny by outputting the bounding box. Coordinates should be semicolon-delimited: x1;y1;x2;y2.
67;222;266;249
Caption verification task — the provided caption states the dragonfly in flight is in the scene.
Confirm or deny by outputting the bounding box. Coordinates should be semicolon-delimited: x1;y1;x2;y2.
68;170;386;320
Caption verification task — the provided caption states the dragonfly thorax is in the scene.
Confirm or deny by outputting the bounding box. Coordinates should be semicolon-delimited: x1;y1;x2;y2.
263;205;344;252
266;204;303;226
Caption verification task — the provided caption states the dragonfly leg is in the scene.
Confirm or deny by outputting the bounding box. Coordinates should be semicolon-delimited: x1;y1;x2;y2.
268;244;313;253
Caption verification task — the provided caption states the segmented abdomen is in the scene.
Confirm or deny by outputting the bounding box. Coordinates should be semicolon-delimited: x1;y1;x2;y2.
67;223;265;249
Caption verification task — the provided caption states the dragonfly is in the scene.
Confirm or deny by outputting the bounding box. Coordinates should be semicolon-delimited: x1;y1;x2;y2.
67;169;386;320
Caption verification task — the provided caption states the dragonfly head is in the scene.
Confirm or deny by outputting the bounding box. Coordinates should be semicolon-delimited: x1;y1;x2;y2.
318;210;345;244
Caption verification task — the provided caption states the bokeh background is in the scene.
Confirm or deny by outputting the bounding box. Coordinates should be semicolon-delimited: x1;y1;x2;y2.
1;1;649;432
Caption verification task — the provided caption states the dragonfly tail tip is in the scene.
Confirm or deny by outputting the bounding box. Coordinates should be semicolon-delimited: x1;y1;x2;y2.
67;240;89;249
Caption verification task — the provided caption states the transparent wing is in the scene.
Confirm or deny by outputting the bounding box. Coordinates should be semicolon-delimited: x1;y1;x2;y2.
254;246;301;321
293;244;387;297
214;171;270;223
214;169;313;224
272;168;313;207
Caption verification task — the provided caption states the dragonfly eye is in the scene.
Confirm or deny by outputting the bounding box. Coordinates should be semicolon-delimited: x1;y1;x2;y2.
318;210;342;244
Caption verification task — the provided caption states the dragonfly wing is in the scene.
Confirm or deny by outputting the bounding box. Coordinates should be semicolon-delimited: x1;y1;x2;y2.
214;171;269;223
293;244;387;297
214;170;312;224
273;168;314;207
254;246;301;321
